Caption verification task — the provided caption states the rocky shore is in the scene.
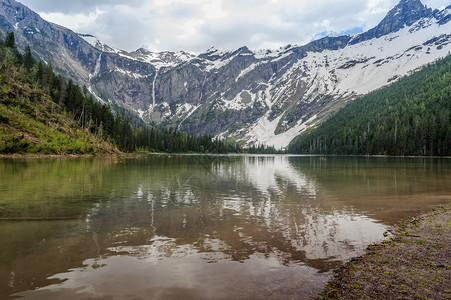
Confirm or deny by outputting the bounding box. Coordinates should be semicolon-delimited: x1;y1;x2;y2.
317;204;451;299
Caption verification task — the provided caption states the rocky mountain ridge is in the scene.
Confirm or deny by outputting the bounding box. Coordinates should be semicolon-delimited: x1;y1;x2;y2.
1;0;450;148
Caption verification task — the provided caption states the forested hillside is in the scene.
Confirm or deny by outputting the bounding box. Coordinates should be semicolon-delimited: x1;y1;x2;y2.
0;33;241;155
288;55;451;156
0;33;121;154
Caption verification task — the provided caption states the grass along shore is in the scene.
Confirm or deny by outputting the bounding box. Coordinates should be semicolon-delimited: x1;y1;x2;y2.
317;203;451;299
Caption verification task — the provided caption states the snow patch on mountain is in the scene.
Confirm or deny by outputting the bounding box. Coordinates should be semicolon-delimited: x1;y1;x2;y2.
242;114;318;150
177;104;201;130
221;90;256;111
114;68;145;79
131;49;196;68
205;51;240;71
236;63;260;81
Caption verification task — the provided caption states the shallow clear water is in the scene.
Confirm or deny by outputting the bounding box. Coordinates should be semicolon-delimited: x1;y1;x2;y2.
0;155;449;299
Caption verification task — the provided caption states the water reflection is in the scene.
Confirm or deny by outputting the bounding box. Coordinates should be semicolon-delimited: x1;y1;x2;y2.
0;156;449;299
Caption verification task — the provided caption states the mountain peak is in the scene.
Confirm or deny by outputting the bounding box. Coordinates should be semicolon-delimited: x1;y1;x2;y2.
376;0;431;33
350;0;432;44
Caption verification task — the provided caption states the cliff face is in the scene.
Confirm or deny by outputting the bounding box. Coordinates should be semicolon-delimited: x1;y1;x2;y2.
1;0;451;148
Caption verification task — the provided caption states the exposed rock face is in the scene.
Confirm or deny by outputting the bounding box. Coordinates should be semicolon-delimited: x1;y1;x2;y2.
351;0;433;44
1;0;451;148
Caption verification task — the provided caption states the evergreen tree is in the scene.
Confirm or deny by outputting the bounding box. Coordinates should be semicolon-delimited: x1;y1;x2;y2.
44;60;54;87
36;61;44;84
23;45;34;71
5;32;15;48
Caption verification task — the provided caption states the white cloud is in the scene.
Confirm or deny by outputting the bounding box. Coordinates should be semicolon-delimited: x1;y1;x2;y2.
19;0;450;53
39;9;103;31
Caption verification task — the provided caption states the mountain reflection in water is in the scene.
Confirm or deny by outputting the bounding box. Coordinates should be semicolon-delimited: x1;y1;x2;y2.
1;155;449;299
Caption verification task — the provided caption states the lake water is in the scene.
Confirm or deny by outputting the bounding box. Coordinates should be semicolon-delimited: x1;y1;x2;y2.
0;155;449;299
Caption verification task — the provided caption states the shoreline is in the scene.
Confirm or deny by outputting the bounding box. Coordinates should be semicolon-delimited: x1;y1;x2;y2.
0;152;141;159
316;203;451;299
1;152;450;159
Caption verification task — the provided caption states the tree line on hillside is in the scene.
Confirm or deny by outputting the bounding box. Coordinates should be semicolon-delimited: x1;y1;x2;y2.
0;32;243;154
288;55;451;156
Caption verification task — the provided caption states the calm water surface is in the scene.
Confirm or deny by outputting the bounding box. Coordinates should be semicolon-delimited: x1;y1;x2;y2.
0;155;449;299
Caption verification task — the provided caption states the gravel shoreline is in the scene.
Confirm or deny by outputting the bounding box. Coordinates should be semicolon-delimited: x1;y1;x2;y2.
317;203;451;299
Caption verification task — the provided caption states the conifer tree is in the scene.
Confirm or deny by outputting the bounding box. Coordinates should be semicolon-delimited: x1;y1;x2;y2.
44;60;54;87
23;45;34;71
36;61;44;83
5;32;15;48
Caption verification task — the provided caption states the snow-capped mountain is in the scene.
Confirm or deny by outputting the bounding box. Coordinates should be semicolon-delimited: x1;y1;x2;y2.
1;0;450;148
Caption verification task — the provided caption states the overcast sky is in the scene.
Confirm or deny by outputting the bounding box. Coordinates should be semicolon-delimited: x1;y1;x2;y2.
18;0;449;53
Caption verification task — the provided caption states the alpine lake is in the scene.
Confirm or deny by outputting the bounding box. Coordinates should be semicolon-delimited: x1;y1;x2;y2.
0;155;449;299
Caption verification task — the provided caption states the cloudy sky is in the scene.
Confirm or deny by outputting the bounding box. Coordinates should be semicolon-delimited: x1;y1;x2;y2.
19;0;449;53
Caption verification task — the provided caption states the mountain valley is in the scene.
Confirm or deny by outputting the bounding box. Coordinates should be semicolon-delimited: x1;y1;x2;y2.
1;0;450;149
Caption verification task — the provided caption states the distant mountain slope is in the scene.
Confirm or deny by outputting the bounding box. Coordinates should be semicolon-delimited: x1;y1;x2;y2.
288;54;451;156
1;0;450;148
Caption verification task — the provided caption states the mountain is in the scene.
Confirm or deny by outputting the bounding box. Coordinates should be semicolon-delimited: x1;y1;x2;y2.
1;0;450;149
0;38;241;155
287;54;451;156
